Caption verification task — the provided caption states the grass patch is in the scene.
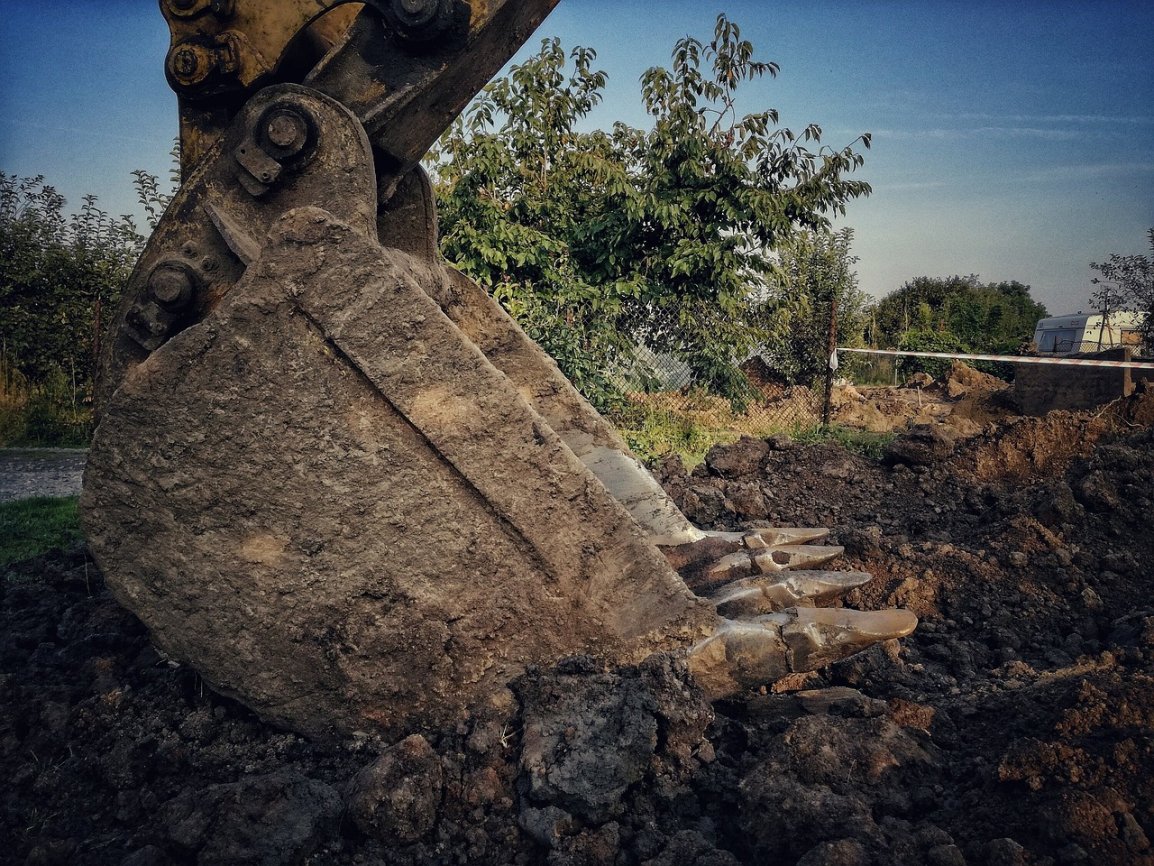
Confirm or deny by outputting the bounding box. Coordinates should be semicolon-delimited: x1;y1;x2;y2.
613;395;896;468
792;424;895;460
617;406;739;469
0;496;82;568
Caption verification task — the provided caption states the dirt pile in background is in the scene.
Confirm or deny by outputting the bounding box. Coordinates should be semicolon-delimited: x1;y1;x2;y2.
833;361;1018;439
3;390;1153;865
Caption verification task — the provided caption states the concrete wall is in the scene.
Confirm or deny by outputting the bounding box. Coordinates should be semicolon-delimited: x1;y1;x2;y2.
1013;347;1140;415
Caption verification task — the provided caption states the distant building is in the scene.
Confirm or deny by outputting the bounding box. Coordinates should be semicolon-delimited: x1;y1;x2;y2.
1032;311;1147;355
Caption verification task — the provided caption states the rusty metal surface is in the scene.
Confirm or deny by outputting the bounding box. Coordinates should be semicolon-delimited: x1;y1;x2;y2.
305;0;559;194
164;0;368;174
164;0;558;186
97;84;378;408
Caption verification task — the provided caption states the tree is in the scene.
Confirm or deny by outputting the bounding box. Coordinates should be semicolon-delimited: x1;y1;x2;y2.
430;38;627;404
430;14;872;406
1090;228;1154;348
758;227;869;386
872;275;1047;356
0;173;144;398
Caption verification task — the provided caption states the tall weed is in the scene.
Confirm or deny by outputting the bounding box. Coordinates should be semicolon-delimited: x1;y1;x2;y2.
0;359;91;447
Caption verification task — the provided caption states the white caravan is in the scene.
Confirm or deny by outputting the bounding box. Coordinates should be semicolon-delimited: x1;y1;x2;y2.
1032;311;1147;355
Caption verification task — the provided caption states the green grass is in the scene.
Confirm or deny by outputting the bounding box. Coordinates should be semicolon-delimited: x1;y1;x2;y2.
616;398;896;469
791;424;895;460
0;496;82;568
618;407;739;469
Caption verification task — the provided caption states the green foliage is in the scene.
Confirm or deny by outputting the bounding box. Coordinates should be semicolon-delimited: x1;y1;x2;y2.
1090;228;1154;348
132;139;180;232
791;423;894;460
0;173;146;411
842;353;897;386
0;495;81;569
430;15;872;406
621;412;894;469
0;168;174;442
871;275;1048;374
619;406;736;469
0;362;92;446
758;227;869;386
895;329;968;379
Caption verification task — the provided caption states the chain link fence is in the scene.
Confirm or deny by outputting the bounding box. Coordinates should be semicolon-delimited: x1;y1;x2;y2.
604;349;825;430
601;297;840;445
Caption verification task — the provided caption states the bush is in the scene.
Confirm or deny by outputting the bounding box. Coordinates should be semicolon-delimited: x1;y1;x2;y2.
617;404;736;468
0;361;91;447
896;330;968;381
1;172;149;445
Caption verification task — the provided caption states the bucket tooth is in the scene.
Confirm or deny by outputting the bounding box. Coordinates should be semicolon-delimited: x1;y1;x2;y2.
739;527;831;549
662;529;834;591
710;571;875;617
782;607;919;672
752;545;845;573
671;527;830;557
689;607;918;700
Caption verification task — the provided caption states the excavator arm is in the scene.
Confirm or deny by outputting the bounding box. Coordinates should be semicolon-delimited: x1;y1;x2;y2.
83;0;915;739
162;0;559;183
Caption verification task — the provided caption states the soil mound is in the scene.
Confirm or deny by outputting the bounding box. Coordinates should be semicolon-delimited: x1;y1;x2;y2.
833;362;1017;439
944;361;1008;398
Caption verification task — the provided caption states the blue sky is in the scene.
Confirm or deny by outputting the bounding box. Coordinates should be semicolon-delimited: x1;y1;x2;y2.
2;0;1151;314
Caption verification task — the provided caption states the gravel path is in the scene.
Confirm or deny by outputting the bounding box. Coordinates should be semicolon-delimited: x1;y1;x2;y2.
0;448;87;503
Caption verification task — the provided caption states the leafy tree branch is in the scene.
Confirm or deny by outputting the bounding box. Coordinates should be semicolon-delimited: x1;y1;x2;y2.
429;14;872;406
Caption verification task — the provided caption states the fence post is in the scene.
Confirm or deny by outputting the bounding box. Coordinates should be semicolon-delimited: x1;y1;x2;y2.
822;293;838;426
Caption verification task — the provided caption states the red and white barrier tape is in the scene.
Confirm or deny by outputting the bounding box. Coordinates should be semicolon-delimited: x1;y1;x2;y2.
836;348;1154;371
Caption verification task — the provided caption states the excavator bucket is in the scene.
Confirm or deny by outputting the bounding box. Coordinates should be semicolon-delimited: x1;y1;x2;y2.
82;0;916;740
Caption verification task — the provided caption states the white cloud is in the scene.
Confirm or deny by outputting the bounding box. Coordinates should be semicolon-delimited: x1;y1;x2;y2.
1017;161;1154;182
924;112;1154;126
872;126;1086;142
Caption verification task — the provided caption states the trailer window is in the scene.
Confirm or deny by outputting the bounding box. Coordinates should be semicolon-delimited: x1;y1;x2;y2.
1037;329;1080;353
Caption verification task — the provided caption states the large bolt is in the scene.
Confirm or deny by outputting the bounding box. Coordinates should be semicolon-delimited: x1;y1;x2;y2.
167;41;216;88
398;0;439;25
173;47;200;79
266;110;308;151
256;104;315;167
388;0;452;40
148;262;196;311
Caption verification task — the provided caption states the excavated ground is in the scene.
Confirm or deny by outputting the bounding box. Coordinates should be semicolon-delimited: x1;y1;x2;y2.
2;388;1153;866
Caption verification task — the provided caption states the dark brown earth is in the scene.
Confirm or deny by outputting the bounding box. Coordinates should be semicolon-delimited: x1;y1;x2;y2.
3;390;1153;866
